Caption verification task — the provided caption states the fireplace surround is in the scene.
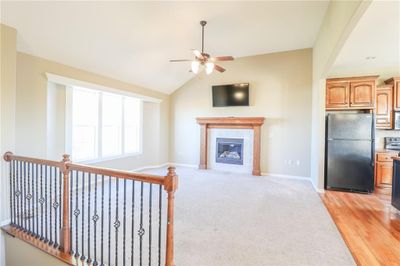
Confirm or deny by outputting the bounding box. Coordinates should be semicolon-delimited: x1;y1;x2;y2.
196;117;265;175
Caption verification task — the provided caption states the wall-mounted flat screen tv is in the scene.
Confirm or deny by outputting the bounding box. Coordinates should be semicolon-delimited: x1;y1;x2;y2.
212;83;249;107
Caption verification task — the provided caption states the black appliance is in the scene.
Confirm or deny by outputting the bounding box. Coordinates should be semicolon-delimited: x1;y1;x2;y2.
212;83;249;107
325;113;375;193
392;159;400;211
384;137;400;151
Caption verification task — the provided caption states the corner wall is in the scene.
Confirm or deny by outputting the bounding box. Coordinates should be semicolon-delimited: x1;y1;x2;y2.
170;49;313;178
0;23;17;266
311;0;371;189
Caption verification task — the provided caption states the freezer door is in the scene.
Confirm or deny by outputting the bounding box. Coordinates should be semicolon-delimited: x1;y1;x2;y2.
327;113;373;140
326;139;374;192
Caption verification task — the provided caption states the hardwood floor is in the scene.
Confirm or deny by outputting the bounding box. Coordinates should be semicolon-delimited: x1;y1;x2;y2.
321;189;400;266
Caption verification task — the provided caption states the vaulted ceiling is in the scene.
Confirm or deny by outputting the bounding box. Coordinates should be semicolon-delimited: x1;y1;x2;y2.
330;0;400;76
1;1;329;94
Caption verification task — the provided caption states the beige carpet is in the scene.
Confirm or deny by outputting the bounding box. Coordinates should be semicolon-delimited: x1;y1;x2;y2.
143;166;355;266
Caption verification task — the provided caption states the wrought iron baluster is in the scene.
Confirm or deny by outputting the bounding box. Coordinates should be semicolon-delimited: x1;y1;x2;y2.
23;161;27;232
11;160;16;226
114;177;120;266
40;164;44;240
131;180;135;266
81;171;86;261
16;161;20;228
28;162;33;235
108;176;112;266
100;174;105;266
149;183;153;266
49;166;53;244
59;170;62;248
139;181;144;265
70;170;73;254
53;167;59;247
92;174;99;266
87;173;92;264
35;163;39;237
9;160;13;225
158;184;162;266
74;170;80;258
31;163;36;236
123;179;127;266
44;165;48;242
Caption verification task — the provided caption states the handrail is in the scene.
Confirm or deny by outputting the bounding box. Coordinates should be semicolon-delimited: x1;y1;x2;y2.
67;163;166;185
2;151;178;266
3;151;63;168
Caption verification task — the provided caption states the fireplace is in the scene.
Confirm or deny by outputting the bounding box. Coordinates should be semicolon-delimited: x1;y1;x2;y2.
216;138;244;165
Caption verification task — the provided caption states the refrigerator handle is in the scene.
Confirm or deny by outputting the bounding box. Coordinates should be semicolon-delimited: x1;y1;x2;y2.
371;114;375;167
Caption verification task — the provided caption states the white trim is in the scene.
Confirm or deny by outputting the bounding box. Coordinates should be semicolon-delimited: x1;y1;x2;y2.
131;163;170;172
262;172;325;193
168;162;197;168
261;172;310;181
46;73;162;103
0;219;10;227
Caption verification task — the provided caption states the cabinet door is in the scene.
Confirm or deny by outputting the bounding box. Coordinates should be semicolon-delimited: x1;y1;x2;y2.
326;82;349;109
376;161;393;188
393;80;400;110
376;87;393;129
350;81;375;108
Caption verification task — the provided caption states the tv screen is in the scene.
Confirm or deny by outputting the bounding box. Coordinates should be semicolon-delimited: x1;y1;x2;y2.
212;83;249;107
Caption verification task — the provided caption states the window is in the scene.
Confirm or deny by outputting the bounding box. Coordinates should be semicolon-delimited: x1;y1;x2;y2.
70;86;142;161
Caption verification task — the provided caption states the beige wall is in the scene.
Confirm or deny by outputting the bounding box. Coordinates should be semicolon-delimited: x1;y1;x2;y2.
311;0;371;189
170;49;312;177
4;234;67;266
15;52;170;169
0;24;17;266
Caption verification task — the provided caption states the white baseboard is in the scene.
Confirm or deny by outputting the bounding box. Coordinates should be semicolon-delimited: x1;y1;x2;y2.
262;172;325;193
261;172;310;181
168;162;197;168
0;219;10;227
131;163;170;172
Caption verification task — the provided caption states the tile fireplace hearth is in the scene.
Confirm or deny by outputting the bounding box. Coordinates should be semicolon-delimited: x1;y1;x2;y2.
196;117;265;175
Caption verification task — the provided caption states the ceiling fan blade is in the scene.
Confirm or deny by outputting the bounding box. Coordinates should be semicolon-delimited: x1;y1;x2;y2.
210;56;234;62
170;59;192;62
214;64;226;73
192;49;204;59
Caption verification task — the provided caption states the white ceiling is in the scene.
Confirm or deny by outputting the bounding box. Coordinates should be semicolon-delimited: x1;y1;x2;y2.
1;1;329;94
330;0;400;76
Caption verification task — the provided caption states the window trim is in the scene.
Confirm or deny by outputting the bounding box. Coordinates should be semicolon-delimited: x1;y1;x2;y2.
65;86;143;163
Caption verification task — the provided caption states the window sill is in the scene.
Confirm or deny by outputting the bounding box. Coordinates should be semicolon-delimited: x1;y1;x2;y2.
74;152;143;165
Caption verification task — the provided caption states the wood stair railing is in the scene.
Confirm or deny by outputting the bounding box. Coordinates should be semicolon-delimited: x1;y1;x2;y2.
2;152;178;266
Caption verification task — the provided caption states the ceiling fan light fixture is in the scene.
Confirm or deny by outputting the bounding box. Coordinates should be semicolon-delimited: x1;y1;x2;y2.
191;61;200;74
205;62;214;75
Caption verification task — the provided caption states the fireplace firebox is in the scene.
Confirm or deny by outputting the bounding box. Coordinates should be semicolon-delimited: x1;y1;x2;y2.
216;138;244;165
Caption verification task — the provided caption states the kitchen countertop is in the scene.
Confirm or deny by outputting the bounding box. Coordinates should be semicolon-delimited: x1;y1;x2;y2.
375;149;399;154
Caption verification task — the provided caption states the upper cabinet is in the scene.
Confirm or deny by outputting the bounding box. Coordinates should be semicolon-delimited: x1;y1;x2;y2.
385;77;400;110
326;76;378;110
326;82;349;109
376;85;393;129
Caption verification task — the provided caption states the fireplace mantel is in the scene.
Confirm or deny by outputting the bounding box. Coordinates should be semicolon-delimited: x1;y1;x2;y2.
196;117;265;175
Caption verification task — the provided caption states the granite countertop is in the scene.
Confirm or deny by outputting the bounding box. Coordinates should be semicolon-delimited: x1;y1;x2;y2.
375;149;399;154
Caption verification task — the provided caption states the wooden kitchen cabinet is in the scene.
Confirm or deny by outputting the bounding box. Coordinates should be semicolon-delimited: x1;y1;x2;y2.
385;77;400;111
375;85;393;129
326;76;378;110
375;152;395;188
326;82;349;109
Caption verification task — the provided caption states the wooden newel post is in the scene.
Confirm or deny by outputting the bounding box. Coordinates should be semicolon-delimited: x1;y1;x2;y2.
60;154;71;253
164;166;178;266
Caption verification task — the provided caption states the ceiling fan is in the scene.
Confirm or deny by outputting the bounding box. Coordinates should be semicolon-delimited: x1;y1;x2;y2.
170;20;234;74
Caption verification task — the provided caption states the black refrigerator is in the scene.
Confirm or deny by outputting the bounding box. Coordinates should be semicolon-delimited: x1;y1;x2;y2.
325;113;375;193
